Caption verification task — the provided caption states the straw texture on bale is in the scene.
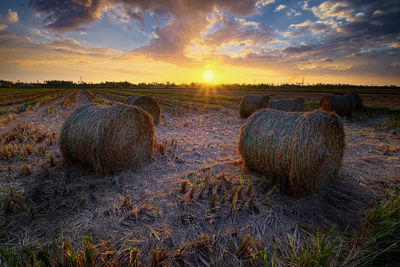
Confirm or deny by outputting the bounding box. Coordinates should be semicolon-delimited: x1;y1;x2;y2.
268;97;305;112
346;92;363;112
239;109;345;196
239;95;270;118
126;95;161;124
318;95;353;117
59;103;155;175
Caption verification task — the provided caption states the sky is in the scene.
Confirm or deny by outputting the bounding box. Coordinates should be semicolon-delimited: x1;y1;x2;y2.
0;0;399;85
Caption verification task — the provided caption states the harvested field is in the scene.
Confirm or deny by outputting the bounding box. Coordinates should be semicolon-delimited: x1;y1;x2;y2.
0;88;400;266
105;88;400;109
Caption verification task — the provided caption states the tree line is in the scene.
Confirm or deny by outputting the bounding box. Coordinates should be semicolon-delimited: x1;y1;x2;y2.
0;80;398;90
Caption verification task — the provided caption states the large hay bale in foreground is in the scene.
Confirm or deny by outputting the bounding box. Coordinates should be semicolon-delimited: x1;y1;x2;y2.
318;95;353;117
239;95;270;118
59;104;155;174
239;109;344;196
268;97;305;111
126;95;161;124
346;92;363;112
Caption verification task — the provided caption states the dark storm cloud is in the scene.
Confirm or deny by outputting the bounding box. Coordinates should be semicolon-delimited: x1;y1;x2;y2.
262;0;400;76
216;0;400;78
29;0;262;32
29;0;105;32
310;0;400;40
282;44;313;54
340;2;400;39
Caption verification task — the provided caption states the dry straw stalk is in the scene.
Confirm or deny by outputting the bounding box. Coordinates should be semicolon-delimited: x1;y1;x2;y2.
238;109;345;196
59;103;155;174
126;95;161;124
268;97;305;112
239;95;270;118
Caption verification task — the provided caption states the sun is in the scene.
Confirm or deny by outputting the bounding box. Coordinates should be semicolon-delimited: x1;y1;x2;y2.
202;70;216;82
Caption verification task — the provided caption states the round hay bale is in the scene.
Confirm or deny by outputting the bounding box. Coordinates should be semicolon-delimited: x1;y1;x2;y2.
239;95;270;118
238;109;344;196
59;103;155;175
346;92;363;112
294;97;305;110
126;95;161;124
318;95;353;117
268;97;305;112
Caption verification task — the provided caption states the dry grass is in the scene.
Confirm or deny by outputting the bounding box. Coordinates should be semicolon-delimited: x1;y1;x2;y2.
0;123;56;160
0;89;63;106
60;90;79;108
0;114;18;126
47;106;56;115
37;90;70;106
84;89;114;105
378;113;400;135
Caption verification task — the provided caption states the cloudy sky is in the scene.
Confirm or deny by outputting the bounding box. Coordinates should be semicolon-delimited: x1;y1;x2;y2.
0;0;399;85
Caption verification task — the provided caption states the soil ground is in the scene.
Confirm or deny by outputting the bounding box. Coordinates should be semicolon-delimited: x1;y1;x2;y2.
0;89;399;266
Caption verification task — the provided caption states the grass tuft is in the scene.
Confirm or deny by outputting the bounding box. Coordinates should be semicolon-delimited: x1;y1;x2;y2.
378;114;400;134
19;164;31;176
289;226;340;267
180;179;188;193
358;190;400;265
121;242;141;267
261;247;277;267
150;244;169;267
235;234;259;261
1;186;26;213
305;101;319;111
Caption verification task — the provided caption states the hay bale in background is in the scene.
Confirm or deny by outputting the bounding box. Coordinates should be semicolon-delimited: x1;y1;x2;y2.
126;95;161;124
59;104;155;174
239;95;270;118
318;95;353;117
239;109;344;196
268;97;305;112
346;92;363;112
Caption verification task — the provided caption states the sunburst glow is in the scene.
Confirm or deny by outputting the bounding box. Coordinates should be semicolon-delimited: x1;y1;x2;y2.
202;70;216;82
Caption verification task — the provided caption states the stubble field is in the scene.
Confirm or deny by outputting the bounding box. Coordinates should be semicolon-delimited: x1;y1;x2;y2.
0;88;399;266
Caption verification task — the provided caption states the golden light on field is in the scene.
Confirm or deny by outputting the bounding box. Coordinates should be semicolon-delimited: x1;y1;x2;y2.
202;70;216;83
